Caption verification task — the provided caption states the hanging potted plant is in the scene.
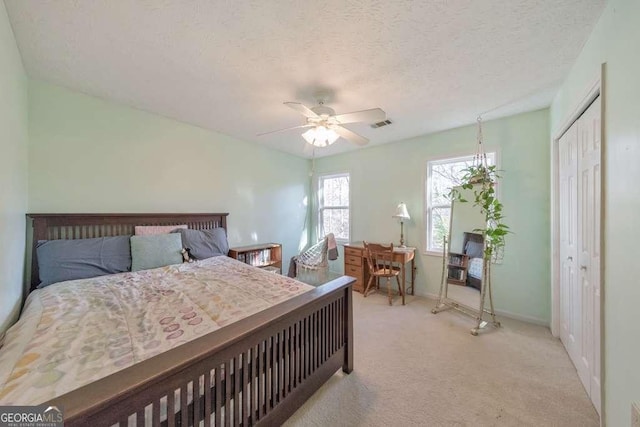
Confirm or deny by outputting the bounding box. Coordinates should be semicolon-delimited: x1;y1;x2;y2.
450;164;509;262
450;117;510;262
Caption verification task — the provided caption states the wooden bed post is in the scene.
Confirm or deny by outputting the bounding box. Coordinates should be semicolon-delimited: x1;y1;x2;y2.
30;216;48;290
343;286;354;373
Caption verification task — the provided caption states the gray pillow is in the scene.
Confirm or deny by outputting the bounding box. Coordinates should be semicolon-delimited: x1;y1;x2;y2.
171;228;229;260
130;233;183;272
36;236;132;288
464;240;484;258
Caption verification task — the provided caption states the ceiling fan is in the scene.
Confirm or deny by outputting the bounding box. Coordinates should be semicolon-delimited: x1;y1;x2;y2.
258;101;386;147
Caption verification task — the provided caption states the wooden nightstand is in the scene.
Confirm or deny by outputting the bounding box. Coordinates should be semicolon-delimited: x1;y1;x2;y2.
228;243;282;274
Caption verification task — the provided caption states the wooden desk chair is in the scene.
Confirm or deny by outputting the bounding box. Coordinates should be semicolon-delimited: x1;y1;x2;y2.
363;241;403;305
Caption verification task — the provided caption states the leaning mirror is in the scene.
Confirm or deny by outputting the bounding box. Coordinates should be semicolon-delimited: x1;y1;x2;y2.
431;184;500;335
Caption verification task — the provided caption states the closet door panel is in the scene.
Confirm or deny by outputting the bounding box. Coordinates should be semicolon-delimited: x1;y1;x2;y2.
559;124;579;363
578;96;602;412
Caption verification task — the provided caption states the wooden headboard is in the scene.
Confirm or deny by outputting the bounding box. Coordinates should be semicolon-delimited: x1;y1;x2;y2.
27;213;229;292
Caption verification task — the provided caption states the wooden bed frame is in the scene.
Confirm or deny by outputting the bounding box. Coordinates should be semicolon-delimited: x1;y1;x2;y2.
27;213;354;426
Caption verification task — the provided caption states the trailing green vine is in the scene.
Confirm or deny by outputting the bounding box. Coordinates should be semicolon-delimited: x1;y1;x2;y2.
450;164;510;261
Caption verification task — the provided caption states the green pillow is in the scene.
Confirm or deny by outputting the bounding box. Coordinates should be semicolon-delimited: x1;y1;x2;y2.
130;234;183;272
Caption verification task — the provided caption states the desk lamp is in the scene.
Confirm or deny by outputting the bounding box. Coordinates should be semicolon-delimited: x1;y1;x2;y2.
393;202;410;247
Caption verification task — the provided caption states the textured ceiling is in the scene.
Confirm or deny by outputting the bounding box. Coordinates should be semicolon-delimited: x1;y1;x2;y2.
5;0;605;158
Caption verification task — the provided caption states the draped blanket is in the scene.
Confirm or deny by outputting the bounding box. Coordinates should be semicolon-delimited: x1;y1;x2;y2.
0;256;311;405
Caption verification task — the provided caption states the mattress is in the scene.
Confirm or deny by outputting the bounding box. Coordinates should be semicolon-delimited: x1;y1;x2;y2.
468;257;484;280
0;256;312;405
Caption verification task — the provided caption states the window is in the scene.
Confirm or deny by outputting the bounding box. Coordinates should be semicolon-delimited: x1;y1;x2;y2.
318;173;350;241
425;153;496;253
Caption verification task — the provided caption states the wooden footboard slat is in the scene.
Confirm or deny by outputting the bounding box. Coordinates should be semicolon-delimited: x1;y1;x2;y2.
304;314;313;379
272;335;278;410
267;336;274;413
308;317;312;380
292;323;297;388
319;309;323;366
279;331;285;401
318;310;322;367
323;306;327;363
180;383;188;426
250;346;257;424
325;305;329;362
332;302;337;355
242;350;249;426
284;326;290;398
167;392;175;427
224;360;231;427
338;299;342;347
313;311;318;370
234;356;241;426
204;369;212;427
192;375;201;426
152;399;160;427
215;365;222;426
274;333;279;405
331;303;335;356
258;341;265;420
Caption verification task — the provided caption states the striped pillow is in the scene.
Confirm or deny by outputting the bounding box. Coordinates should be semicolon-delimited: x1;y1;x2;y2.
134;225;188;235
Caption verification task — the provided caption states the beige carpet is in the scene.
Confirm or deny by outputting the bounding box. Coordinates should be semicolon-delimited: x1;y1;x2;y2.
285;293;599;427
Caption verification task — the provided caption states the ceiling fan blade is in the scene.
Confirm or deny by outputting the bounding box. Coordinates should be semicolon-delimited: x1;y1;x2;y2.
284;102;320;119
257;124;314;137
333;108;386;124
332;125;369;146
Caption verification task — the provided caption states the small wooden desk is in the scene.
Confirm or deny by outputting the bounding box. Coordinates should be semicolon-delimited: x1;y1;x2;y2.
343;243;416;305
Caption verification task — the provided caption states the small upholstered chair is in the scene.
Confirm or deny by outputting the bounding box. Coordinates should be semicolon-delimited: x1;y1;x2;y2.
288;233;338;278
363;241;402;305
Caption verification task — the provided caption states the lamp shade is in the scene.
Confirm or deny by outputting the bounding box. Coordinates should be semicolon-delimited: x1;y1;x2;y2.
393;202;410;220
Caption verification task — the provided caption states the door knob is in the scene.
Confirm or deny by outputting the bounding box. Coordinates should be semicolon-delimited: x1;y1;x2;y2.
580;265;587;270
567;256;573;261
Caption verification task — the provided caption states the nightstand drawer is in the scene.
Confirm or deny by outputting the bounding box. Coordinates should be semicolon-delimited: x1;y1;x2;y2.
345;255;362;266
345;264;363;278
344;247;362;258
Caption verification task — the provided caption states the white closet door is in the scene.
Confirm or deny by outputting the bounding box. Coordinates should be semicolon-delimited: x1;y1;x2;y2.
559;124;579;364
577;96;601;412
559;96;601;415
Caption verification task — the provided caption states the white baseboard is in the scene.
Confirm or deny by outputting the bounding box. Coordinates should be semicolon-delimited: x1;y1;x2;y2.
422;292;549;326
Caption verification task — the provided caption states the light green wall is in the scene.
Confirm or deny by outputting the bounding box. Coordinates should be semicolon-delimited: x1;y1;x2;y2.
28;80;310;274
0;2;28;336
550;0;640;424
313;109;550;324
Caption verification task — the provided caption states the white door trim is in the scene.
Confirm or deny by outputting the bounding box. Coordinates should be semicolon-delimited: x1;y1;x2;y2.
550;62;605;424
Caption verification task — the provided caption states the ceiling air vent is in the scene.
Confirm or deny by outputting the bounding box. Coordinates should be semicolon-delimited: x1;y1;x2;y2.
371;119;393;129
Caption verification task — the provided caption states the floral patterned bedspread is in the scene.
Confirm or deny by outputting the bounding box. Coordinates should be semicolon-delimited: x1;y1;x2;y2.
0;256;311;405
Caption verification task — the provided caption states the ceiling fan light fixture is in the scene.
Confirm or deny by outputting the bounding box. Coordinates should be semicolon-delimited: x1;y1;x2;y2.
260;101;381;149
302;126;339;147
